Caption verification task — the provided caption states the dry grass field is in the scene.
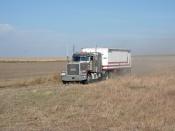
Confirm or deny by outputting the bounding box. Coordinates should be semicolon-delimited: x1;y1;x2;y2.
0;55;175;130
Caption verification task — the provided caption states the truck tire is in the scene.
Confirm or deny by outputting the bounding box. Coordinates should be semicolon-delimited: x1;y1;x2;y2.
82;74;91;84
62;81;68;84
101;71;109;80
105;71;110;80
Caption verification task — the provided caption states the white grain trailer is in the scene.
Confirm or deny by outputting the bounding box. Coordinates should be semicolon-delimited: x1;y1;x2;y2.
81;48;131;77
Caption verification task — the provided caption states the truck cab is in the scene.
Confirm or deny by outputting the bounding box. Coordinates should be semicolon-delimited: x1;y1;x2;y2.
61;52;102;84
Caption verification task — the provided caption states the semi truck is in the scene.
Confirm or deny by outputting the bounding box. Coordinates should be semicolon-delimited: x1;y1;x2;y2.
60;48;131;84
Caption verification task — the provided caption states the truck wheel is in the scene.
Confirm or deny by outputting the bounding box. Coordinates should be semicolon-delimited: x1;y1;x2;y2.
87;74;92;83
98;73;103;81
82;74;91;84
62;81;67;84
105;72;110;80
101;71;108;80
106;73;109;80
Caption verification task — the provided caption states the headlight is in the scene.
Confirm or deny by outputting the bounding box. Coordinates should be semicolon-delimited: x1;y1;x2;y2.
61;72;66;76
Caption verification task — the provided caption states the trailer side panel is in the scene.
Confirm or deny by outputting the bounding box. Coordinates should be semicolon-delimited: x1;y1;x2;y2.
81;48;131;71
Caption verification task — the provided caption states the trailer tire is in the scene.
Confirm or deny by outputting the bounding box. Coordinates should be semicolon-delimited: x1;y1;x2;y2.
105;71;111;80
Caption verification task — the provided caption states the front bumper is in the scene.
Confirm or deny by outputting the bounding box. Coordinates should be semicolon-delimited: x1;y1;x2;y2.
61;74;87;82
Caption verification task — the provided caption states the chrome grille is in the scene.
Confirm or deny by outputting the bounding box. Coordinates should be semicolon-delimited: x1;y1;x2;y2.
67;64;79;75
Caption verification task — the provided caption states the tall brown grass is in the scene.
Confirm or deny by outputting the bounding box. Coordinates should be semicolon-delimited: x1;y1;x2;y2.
1;71;175;130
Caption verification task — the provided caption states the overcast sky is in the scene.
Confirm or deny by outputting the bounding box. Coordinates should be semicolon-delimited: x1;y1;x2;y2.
0;0;175;56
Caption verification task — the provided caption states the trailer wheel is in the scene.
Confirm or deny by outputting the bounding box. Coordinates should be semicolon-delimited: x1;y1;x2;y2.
101;71;109;80
105;71;110;80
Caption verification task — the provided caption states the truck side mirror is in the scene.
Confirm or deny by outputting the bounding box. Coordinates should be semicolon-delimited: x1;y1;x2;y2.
90;56;93;61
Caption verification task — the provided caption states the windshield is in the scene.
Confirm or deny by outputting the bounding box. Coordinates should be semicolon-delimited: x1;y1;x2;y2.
73;56;89;62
